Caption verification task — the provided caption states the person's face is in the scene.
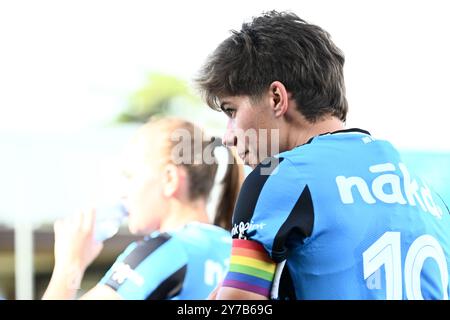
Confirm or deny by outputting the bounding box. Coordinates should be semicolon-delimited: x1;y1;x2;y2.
120;135;167;235
220;95;277;168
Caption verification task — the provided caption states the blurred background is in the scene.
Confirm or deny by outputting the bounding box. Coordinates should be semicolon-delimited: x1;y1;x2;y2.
0;0;449;299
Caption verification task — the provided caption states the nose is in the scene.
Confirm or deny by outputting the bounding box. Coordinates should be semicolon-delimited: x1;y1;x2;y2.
222;119;237;147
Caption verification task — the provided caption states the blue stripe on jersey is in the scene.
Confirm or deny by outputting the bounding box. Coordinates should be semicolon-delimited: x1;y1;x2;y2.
116;237;188;300
252;158;306;257
100;223;231;300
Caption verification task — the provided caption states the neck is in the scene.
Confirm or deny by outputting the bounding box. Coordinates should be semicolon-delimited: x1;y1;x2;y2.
159;198;209;233
287;116;345;150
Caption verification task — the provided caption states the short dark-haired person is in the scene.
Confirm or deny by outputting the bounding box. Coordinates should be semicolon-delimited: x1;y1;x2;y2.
196;11;450;300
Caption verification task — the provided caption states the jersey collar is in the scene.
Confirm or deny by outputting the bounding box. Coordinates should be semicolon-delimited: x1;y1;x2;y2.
305;128;371;145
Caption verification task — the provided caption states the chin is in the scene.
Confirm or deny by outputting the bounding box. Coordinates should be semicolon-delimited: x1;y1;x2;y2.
246;161;258;169
129;221;158;236
245;154;260;169
127;223;140;235
127;220;143;235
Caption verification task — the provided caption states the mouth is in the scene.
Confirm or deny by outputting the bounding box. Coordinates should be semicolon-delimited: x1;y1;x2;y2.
238;151;249;162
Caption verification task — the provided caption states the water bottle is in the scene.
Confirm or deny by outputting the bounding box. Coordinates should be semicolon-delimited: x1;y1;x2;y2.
94;203;128;242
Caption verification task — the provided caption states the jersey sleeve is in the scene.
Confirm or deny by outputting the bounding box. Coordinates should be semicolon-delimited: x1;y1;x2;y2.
99;233;188;300
223;157;313;298
230;156;314;262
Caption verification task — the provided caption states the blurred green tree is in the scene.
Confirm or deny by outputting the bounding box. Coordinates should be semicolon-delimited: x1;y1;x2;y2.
117;72;202;123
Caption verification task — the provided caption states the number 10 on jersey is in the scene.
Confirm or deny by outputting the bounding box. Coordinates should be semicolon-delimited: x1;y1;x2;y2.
363;231;448;300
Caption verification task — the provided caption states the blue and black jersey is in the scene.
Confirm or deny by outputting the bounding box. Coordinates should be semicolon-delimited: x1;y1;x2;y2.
231;128;450;299
100;222;231;300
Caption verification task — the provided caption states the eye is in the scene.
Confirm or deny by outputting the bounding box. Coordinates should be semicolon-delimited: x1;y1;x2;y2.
223;108;236;118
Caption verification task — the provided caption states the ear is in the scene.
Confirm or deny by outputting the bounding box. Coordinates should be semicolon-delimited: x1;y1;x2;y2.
268;81;289;118
162;164;184;198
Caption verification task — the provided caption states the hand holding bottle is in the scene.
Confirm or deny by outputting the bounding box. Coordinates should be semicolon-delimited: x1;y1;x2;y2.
44;209;105;299
52;209;104;281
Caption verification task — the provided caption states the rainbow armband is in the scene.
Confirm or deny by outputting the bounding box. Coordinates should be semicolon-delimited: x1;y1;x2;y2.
222;239;276;297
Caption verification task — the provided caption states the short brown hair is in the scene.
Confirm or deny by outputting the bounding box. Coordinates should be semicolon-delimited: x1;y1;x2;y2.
195;10;348;122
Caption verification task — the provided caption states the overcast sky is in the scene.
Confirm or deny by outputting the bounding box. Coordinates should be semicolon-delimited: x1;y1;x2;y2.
0;0;449;150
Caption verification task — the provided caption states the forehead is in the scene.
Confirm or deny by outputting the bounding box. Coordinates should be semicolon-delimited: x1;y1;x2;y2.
121;131;166;172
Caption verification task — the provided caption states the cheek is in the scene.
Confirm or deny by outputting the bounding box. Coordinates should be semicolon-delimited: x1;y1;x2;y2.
127;179;162;232
235;111;256;143
235;112;252;131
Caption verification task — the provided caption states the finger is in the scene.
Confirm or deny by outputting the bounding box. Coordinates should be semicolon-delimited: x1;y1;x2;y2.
66;211;82;232
84;208;96;235
80;210;88;233
90;208;97;233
